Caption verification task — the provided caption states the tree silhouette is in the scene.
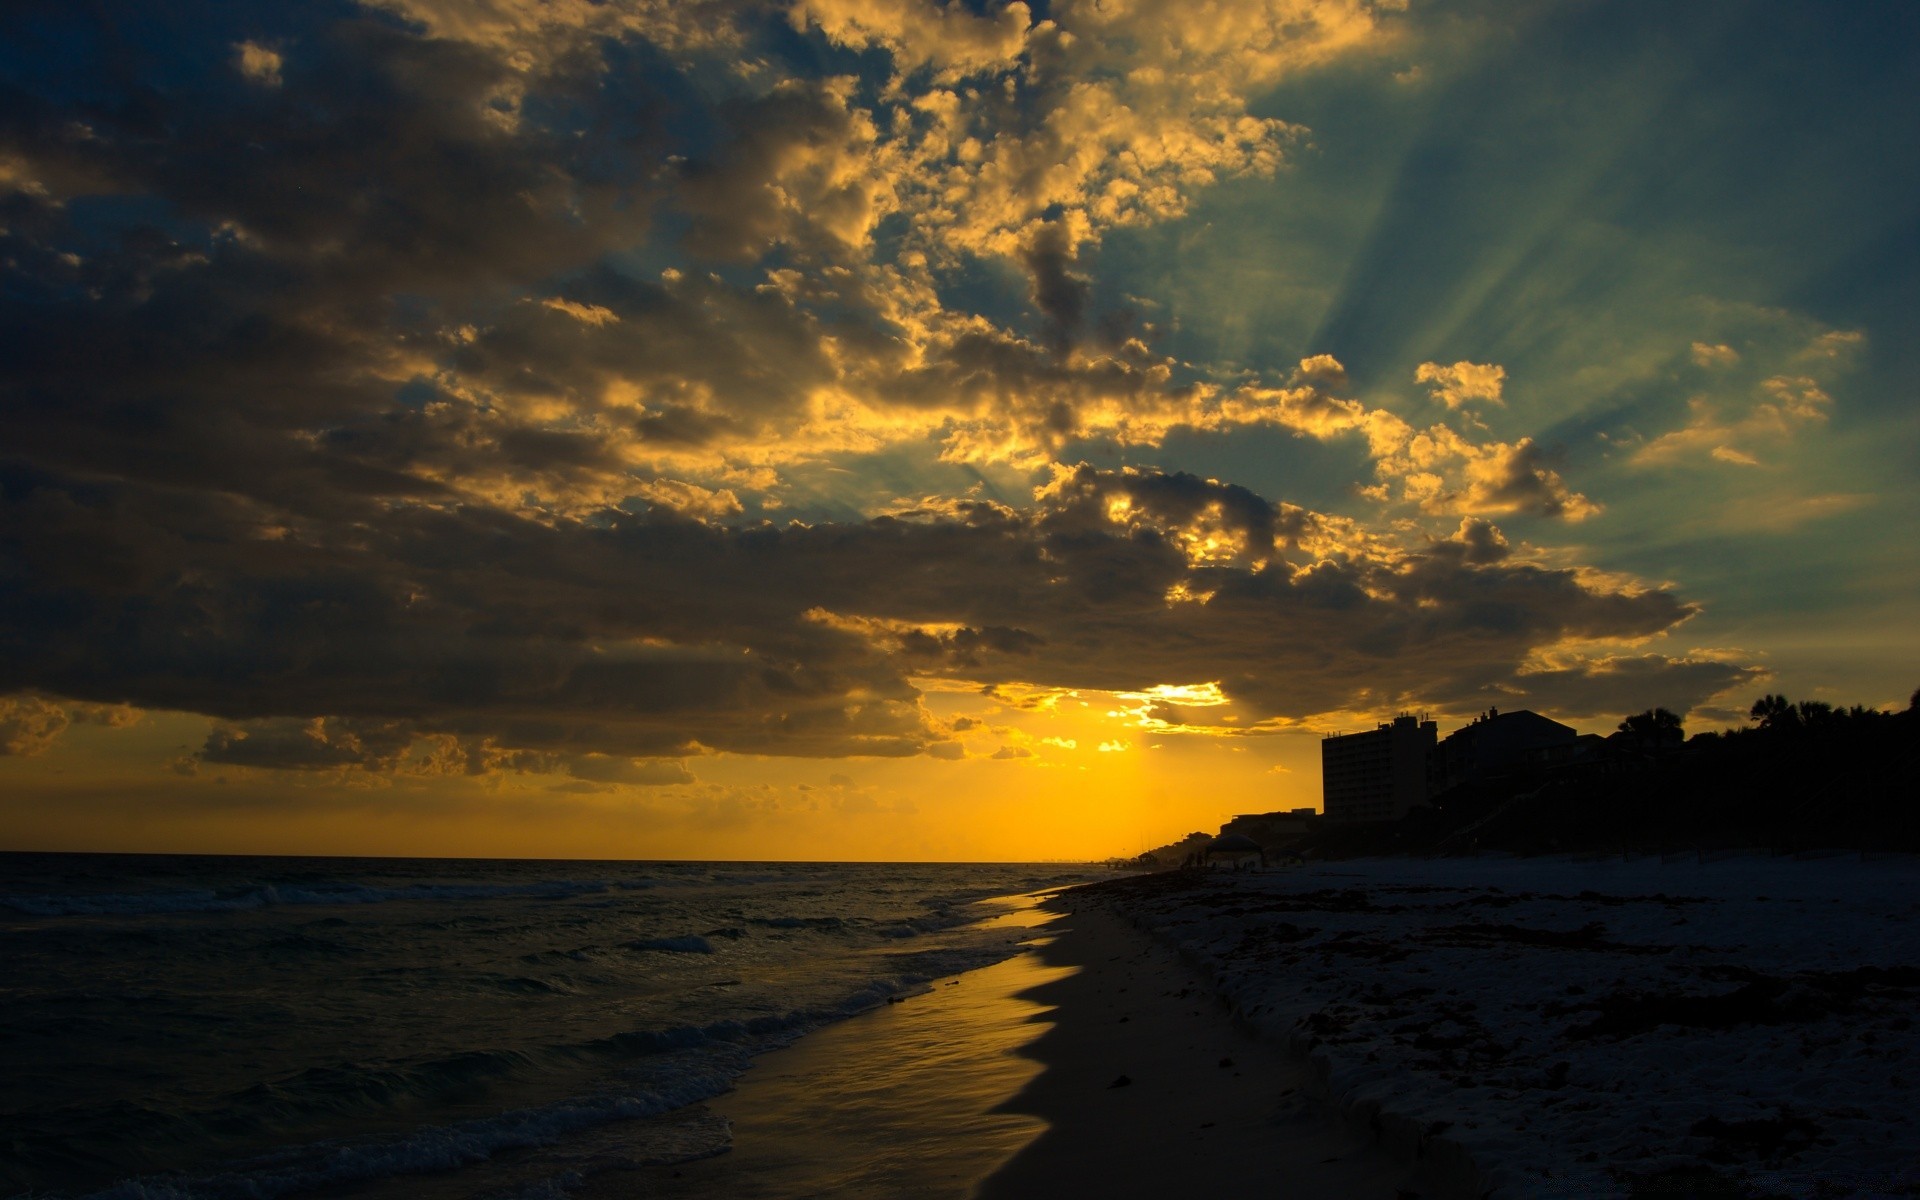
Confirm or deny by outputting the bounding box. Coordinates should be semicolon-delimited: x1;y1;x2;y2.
1618;707;1684;749
1750;694;1798;730
1796;699;1836;731
1618;707;1683;735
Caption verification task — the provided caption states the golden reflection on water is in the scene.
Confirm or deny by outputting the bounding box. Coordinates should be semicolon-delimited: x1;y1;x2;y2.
616;892;1074;1199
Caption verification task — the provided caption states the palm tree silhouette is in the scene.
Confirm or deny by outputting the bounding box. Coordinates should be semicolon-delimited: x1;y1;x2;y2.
1749;694;1797;730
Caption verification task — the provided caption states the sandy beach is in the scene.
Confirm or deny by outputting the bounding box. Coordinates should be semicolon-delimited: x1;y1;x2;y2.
603;892;1433;1199
977;902;1431;1198
1075;856;1920;1198
594;854;1920;1199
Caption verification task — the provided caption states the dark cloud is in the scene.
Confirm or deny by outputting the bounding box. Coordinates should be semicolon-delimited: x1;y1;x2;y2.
1021;221;1089;354
199;717;416;772
896;624;1045;669
0;694;68;756
2;456;1723;769
0;4;703;525
1428;518;1512;565
1487;656;1770;723
676;78;881;262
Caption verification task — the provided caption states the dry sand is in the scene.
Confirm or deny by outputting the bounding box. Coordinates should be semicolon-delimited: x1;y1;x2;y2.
602;893;1437;1199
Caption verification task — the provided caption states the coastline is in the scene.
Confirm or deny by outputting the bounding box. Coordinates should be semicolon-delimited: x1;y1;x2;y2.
976;900;1430;1198
598;853;1920;1200
598;888;1431;1199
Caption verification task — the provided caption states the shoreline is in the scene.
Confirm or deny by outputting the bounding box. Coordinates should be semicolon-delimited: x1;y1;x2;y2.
594;888;1433;1199
976;898;1433;1197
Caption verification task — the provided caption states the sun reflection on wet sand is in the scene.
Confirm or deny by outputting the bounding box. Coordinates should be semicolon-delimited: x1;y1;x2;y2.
603;892;1075;1199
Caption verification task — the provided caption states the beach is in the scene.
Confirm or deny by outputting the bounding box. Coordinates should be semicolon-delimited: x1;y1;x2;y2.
13;855;1915;1198
976;903;1430;1199
1070;856;1920;1198
610;891;1432;1200
611;855;1920;1200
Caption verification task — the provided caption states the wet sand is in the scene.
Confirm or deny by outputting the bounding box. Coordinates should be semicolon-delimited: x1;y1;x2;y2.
603;893;1430;1199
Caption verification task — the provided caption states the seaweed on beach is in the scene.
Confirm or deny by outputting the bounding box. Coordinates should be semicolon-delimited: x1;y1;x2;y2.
1416;920;1676;955
1093;857;1920;1197
1688;1113;1823;1164
1556;962;1920;1040
1230;921;1315;958
1311;931;1411;963
1616;1163;1770;1198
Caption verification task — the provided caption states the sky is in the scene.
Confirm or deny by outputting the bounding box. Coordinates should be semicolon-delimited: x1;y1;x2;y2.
1;0;1915;862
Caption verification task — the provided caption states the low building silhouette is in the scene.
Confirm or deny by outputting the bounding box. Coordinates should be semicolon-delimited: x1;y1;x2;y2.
1220;808;1318;846
1431;708;1577;794
1321;714;1437;823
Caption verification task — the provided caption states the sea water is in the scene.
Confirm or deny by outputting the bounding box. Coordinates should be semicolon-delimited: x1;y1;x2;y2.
0;853;1102;1199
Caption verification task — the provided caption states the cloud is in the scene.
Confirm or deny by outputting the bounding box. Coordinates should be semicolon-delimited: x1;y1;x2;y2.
361;0;755;67
0;694;70;756
1415;361;1506;410
1503;653;1768;721
776;0;1400;268
1354;418;1599;521
1799;330;1865;361
541;298;621;328
1162;362;1599;521
233;42;284;88
1428;517;1512;565
792;0;1031;79
1021;220;1091;354
1457;438;1601;521
0;1;1770;792
199;718;418;772
555;754;696;786
1;455;1718;767
0;3;1466;533
1634;374;1835;468
1634;326;1862;469
0;693;142;756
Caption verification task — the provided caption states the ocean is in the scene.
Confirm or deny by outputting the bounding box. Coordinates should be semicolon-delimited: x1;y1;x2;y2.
0;853;1103;1199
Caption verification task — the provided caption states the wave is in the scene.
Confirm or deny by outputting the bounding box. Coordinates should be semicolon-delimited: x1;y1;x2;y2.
81;1064;739;1200
1;879;637;918
66;973;962;1200
621;935;713;954
750;915;847;931
2;861;1095;1198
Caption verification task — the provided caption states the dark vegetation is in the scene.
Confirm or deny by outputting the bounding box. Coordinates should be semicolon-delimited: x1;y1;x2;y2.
1297;689;1920;858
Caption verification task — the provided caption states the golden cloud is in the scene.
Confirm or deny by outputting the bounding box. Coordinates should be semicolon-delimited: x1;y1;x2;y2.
1415;360;1506;410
